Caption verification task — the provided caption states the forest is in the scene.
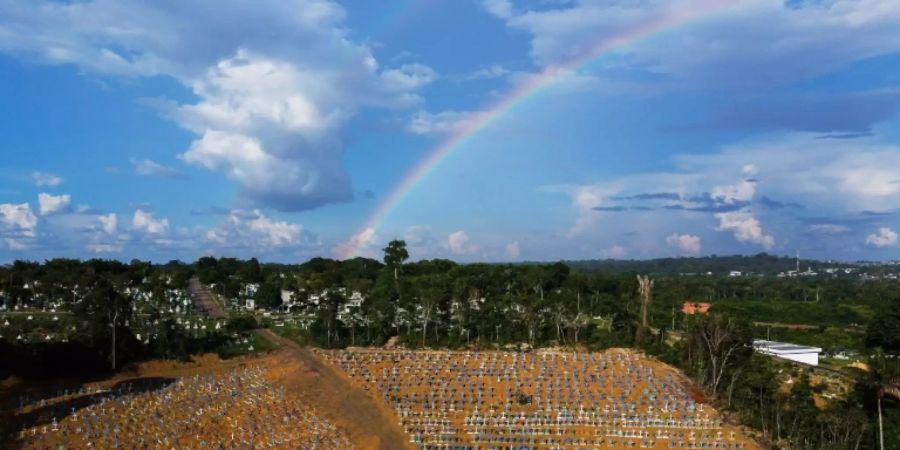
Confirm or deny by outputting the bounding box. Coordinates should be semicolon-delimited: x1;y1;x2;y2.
2;246;900;449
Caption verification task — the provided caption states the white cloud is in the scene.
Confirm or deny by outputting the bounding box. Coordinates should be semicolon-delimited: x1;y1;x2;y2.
88;243;123;253
130;158;187;179
715;209;774;249
31;171;62;187
544;184;617;237
480;0;513;20
866;227;898;248
0;1;436;212
97;213;117;234
676;133;900;212
460;64;510;81
407;110;481;136
37;193;71;216
206;209;307;249
482;0;900;86
132;209;169;234
505;240;521;259
808;223;851;235
445;230;480;255
666;233;701;254
245;212;301;247
711;177;756;204
5;238;28;251
0;203;38;237
544;133;900;256
334;227;380;259
379;63;437;92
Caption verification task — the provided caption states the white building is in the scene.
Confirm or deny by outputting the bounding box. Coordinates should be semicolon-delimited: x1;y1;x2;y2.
753;339;822;366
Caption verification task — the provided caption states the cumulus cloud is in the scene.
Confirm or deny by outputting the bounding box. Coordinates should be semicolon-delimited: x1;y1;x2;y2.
0;1;437;212
866;227;898;248
132;209;169;234
206;210;308;248
675;133;900;212
666;233;701;254
37;193;71;216
0;203;38;237
505;240;521;259
544;132;900;258
334;227;380;259
445;230;480;255
130;158;188;179
715;209;774;249
0;203;37;249
710;168;757;204
31;171;62;187
97;213;117;235
481;0;900;87
566;185;610;236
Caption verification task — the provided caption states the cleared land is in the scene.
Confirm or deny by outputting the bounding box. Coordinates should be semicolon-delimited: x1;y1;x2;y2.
5;340;760;449
5;340;411;450
319;348;760;450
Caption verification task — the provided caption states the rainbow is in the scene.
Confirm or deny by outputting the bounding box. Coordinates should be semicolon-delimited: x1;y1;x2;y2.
338;1;745;259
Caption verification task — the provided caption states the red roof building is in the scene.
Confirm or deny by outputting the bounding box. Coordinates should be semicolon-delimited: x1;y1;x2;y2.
681;302;711;315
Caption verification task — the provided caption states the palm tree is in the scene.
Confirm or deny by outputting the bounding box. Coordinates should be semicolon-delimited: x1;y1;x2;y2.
863;349;900;450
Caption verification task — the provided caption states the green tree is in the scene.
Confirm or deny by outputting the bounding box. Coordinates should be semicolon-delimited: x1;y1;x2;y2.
254;276;283;309
74;275;134;371
866;306;900;354
382;240;409;282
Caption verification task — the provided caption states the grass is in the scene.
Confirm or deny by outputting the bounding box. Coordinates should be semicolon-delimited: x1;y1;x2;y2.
215;331;277;359
268;324;310;347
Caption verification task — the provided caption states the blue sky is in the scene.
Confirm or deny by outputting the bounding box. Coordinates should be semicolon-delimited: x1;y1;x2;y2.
1;0;900;263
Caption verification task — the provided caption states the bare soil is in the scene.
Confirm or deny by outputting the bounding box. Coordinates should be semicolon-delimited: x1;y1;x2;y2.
256;329;413;450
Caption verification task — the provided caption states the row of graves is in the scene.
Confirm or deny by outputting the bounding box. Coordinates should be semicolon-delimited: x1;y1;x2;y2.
0;286;249;349
14;363;354;449
318;348;759;450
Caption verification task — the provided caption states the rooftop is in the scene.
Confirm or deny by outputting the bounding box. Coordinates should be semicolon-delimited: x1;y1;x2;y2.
753;339;822;354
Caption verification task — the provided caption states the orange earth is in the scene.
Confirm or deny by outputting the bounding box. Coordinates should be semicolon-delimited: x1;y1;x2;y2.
4;336;759;449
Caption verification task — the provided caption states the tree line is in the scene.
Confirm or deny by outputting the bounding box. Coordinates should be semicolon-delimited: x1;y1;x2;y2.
3;245;900;448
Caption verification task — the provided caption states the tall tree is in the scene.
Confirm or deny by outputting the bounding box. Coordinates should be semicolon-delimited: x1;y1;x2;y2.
74;275;134;371
635;275;654;345
861;349;900;450
382;240;409;282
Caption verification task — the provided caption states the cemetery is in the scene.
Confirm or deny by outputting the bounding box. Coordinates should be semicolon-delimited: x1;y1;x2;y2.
318;348;759;449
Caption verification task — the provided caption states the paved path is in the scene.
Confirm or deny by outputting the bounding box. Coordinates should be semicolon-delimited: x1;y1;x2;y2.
256;330;413;450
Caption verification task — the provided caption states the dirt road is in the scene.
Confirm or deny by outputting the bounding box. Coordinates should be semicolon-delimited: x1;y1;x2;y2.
188;277;227;318
256;330;413;450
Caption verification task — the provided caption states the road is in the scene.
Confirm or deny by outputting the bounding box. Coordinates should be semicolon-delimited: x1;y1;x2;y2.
187;277;227;319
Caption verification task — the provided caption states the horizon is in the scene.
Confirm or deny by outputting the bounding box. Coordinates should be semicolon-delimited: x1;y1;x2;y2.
2;1;900;263
2;251;897;267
